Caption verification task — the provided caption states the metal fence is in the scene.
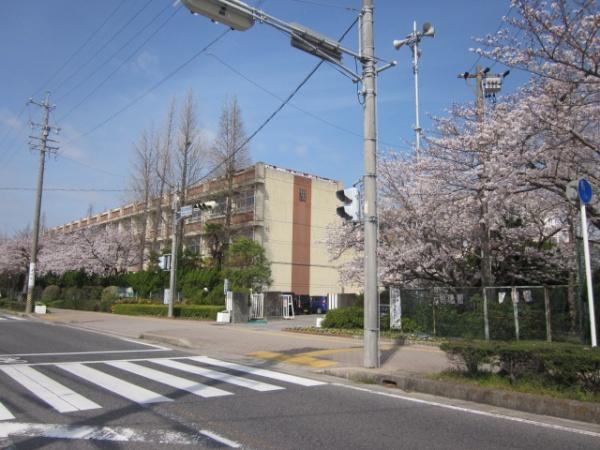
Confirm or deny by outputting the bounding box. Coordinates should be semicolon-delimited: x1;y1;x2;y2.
389;285;597;343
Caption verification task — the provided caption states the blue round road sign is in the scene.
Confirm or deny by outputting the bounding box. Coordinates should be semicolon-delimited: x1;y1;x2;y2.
578;179;593;204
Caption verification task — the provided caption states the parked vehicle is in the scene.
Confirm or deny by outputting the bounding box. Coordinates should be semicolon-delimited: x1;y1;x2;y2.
310;296;328;314
294;295;311;314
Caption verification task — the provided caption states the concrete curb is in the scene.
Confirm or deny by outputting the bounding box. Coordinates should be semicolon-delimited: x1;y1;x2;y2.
138;333;192;348
322;368;600;425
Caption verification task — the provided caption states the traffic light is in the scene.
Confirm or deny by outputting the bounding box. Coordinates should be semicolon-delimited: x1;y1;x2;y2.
336;187;360;222
193;200;217;211
158;254;171;271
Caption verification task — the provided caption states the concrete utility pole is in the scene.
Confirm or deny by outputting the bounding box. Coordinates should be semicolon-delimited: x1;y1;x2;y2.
26;92;59;314
181;0;397;369
168;189;180;318
361;0;379;368
458;66;491;340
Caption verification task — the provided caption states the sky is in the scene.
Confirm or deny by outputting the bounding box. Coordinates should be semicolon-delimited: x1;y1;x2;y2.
0;0;528;234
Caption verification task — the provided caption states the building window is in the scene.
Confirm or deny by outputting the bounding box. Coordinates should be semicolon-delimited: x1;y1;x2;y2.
299;187;307;202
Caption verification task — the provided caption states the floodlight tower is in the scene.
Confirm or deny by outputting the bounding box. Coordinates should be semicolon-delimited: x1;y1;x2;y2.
393;21;435;159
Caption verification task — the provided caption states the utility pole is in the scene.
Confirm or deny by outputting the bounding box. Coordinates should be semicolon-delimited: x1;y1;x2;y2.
181;0;397;369
168;189;180;318
361;0;379;368
458;65;509;340
26;92;59;314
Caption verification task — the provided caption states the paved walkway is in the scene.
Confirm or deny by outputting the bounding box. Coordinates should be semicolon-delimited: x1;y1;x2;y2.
33;309;450;375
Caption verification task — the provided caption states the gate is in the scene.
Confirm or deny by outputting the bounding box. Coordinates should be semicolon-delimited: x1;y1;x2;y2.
282;294;295;319
250;293;264;319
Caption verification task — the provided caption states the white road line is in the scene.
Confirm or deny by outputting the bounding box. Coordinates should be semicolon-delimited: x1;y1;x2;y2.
333;383;600;439
0;422;241;446
106;361;233;398
151;359;284;392
189;356;326;387
0;402;15;421
0;365;101;413
0;318;6;321
6;316;26;321
57;363;171;404
0;349;167;358
200;428;241;448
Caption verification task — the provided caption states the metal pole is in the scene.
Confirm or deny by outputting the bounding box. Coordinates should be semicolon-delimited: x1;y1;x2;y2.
361;0;379;368
580;203;597;347
544;286;552;342
26;92;52;314
482;287;490;340
412;21;421;159
168;190;180;318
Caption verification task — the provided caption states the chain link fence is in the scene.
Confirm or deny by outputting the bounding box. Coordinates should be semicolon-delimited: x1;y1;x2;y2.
389;285;597;343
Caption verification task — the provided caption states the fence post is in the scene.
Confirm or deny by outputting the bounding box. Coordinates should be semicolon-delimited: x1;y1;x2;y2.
483;287;490;341
511;286;520;341
544;286;552;342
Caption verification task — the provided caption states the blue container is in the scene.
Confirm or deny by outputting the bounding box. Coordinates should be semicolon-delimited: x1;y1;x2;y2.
309;296;328;314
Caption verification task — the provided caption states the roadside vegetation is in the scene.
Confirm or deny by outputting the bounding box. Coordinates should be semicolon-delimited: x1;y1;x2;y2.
436;340;600;403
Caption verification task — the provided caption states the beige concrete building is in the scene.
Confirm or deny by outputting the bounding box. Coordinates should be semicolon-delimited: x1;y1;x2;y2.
51;163;347;296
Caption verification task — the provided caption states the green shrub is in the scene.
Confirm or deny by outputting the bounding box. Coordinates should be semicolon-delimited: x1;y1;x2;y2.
112;303;221;320
440;340;600;392
181;268;221;302
126;271;166;298
201;285;226;305
0;299;25;312
41;285;61;303
322;307;364;329
440;340;496;375
101;286;120;302
48;297;99;311
81;285;103;301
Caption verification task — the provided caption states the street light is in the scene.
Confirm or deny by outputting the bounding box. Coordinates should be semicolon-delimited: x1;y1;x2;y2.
392;21;435;159
181;0;395;368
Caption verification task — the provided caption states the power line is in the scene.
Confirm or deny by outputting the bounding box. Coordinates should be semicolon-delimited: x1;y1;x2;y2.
0;187;131;192
51;0;157;96
61;28;231;148
189;17;359;187
58;3;180;121
30;1;128;98
206;52;408;151
284;0;359;11
468;4;515;73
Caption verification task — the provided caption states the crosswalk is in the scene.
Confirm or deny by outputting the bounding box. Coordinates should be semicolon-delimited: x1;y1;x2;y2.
0;356;325;420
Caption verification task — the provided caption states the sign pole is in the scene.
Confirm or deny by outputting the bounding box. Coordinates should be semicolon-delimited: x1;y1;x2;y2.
580;201;597;347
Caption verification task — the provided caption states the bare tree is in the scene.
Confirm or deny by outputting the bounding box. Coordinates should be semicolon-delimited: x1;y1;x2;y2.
174;89;205;248
129;127;157;270
209;97;251;248
151;98;176;251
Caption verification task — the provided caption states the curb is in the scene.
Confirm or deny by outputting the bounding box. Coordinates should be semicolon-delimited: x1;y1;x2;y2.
322;368;600;425
139;333;192;348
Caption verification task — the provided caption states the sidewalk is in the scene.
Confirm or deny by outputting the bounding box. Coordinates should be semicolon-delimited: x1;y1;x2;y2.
33;308;449;374
29;309;600;425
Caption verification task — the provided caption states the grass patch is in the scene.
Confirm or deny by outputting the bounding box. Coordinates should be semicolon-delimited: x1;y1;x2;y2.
283;326;444;345
430;371;600;403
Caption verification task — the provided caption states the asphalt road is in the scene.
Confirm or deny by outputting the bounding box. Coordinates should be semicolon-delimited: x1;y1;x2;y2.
0;313;599;449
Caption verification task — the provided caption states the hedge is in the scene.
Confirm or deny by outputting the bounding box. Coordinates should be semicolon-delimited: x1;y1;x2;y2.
322;306;393;331
440;340;600;393
112;303;222;320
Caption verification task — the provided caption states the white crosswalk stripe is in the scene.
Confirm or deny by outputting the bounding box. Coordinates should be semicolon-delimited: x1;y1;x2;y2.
105;360;233;398
57;363;172;405
0;356;325;420
151;358;284;392
0;402;15;421
0;365;101;413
